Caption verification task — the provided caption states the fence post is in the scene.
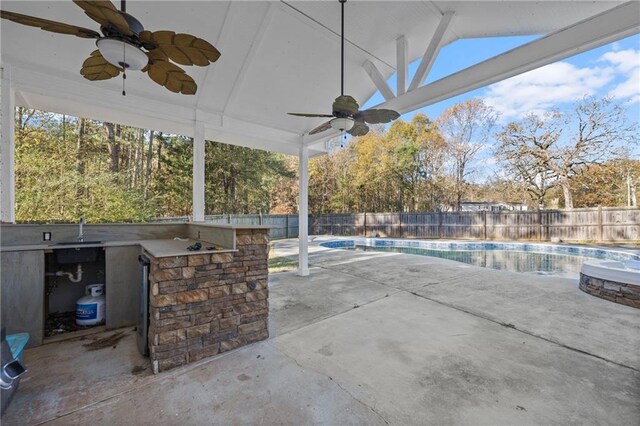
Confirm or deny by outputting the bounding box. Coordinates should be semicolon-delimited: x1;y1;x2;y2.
597;206;603;242
227;214;231;224
545;211;550;241
364;212;367;237
286;214;289;239
537;209;542;241
483;211;487;240
438;211;443;239
399;212;403;238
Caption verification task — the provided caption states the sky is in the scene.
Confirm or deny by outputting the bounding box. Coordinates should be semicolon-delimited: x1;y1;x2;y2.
363;34;640;124
360;33;640;182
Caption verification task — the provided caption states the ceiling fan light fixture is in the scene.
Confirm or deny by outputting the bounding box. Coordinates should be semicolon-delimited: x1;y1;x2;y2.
330;117;355;131
97;38;148;71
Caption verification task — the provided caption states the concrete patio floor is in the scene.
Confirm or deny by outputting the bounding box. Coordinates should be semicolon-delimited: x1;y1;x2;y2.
4;238;639;425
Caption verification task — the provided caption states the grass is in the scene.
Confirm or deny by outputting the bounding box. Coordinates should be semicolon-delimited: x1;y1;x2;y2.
268;256;298;273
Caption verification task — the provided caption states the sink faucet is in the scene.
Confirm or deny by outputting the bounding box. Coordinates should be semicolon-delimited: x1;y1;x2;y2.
78;216;86;242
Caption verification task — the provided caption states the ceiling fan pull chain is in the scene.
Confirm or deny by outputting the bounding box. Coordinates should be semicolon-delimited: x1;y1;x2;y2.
122;41;126;96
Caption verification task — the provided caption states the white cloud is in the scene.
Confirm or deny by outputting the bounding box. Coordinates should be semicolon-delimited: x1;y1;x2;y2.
601;49;639;73
600;49;640;104
483;61;614;121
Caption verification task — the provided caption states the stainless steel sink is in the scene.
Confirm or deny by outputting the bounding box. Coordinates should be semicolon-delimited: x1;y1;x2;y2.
49;242;104;264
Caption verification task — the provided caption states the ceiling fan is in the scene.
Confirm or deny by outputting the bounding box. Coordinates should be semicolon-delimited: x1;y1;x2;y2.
288;0;399;137
0;0;220;95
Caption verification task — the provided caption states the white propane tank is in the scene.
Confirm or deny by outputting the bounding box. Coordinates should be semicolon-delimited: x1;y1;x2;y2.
76;284;106;326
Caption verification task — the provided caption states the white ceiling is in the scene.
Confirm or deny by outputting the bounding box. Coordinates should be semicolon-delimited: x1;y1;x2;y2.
0;1;634;156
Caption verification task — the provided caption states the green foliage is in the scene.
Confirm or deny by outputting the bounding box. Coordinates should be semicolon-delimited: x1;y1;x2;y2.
205;142;294;214
14;94;637;223
571;158;640;207
15;110;160;223
309;114;455;213
153;134;193;216
14;108;295;222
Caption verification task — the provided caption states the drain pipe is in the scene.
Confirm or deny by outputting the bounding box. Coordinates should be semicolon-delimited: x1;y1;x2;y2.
45;264;83;283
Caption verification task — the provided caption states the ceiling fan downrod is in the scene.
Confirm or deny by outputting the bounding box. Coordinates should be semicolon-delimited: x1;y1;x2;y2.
286;0;399;137
121;0;126;13
340;0;345;97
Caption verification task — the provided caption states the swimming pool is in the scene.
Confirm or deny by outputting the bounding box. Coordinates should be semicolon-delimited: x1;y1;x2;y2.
320;239;640;278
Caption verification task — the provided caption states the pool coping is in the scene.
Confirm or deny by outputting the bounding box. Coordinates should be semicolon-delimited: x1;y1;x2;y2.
318;237;640;262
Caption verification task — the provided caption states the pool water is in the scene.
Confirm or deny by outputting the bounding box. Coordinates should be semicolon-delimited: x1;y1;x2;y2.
320;239;640;279
352;245;589;278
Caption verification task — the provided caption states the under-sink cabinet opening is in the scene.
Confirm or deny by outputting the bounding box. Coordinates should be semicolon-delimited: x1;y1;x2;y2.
44;247;106;340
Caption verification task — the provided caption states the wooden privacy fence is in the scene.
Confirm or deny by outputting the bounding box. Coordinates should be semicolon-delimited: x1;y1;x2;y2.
308;208;640;242
157;207;639;242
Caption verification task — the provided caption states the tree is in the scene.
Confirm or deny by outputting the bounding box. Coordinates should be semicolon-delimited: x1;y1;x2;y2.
14;109;161;222
104;122;119;173
437;99;498;211
466;178;528;206
570;158;640;207
309;152;341;213
15;107;300;222
270;157;298;214
144;130;155;198
204;141;295;214
308;114;450;213
386;114;447;211
496;96;637;209
495;112;562;208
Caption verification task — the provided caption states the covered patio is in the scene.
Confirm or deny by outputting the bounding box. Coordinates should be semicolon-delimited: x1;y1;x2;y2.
2;1;640;424
1;1;639;273
4;241;639;424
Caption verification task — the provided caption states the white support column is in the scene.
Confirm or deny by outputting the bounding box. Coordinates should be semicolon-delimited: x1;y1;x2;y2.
363;60;395;101
0;66;16;223
408;11;454;92
396;35;408;96
192;120;205;222
297;143;309;276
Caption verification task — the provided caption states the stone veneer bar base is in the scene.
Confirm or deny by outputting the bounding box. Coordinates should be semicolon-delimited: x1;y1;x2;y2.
148;229;269;373
579;273;640;309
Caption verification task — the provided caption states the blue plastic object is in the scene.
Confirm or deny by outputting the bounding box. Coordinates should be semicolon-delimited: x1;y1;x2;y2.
6;333;29;361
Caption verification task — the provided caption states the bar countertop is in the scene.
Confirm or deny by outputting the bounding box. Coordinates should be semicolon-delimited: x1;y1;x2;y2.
0;238;237;257
140;238;236;258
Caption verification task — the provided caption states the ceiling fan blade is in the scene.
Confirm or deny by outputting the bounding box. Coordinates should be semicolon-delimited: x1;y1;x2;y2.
140;30;220;66
348;122;370;137
288;113;334;118
144;57;197;95
80;50;122;80
355;109;400;124
0;10;100;39
144;48;168;63
333;95;359;116
308;120;333;135
73;0;132;36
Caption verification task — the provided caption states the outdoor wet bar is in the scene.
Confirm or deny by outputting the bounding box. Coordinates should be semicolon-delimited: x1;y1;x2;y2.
0;222;270;373
145;228;270;373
